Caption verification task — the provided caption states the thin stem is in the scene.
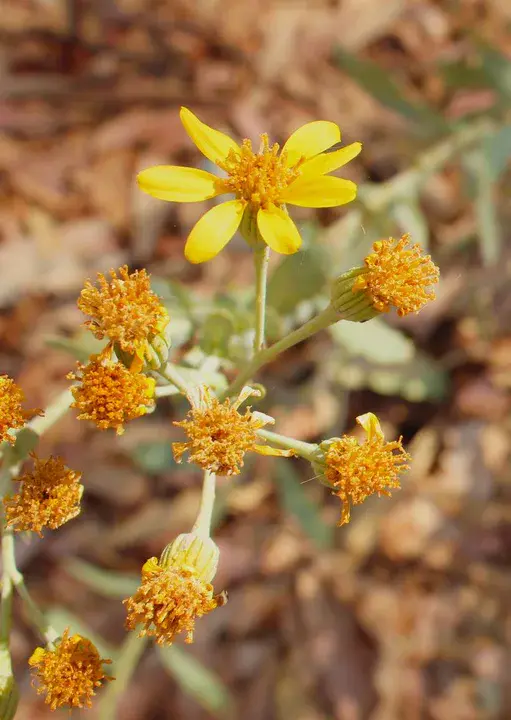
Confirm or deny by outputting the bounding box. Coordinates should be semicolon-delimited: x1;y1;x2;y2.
98;633;149;720
0;529;14;647
2;531;59;646
256;429;319;462
157;363;193;397
192;471;216;539
253;245;270;354
223;305;339;399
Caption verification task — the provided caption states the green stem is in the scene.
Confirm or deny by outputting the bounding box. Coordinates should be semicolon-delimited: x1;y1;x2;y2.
223;305;339;399
98;633;149;720
253;245;270;354
2;530;59;646
0;530;14;647
192;471;216;539
256;429;319;462
157;363;193;397
28;388;73;436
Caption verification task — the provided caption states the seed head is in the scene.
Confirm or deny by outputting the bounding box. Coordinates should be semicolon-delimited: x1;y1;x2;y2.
29;630;112;711
78;266;169;370
124;536;225;645
0;375;42;445
3;454;83;536
352;234;440;316
321;413;410;525
68;357;155;435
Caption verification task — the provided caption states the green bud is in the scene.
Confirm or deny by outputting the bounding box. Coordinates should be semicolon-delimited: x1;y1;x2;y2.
159;533;220;584
329;267;378;322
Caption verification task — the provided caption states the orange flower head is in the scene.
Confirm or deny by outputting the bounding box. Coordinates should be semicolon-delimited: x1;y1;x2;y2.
352;234;440;317
29;629;112;711
124;534;225;645
78;266;170;372
3;454;83;536
173;386;293;476
322;413;411;525
68;357;155;435
0;375;41;445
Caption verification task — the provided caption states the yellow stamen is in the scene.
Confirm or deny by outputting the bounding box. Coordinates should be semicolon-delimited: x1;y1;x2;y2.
218;134;302;212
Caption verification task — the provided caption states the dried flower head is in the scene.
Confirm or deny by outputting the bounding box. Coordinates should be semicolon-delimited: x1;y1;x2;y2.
78;266;170;372
173;386;293;476
68;357;155;435
3;454;83;536
321;413;410;525
29;630;112;710
137;107;361;262
124;534;225;645
0;375;41;445
352;234;440;317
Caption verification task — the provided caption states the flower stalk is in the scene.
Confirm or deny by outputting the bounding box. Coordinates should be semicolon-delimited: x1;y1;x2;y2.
253;245;270;354
192;471;216;539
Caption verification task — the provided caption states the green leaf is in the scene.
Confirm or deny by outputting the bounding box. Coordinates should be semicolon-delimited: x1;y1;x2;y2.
465;148;502;266
391;197;430;250
46;331;107;362
274;462;334;550
330;319;447;401
44;608;117;662
482;125;511;182
130;441;176;475
198;310;236;357
63;558;140;598
268;228;328;315
475;41;511;101
333;48;447;137
158;645;233;718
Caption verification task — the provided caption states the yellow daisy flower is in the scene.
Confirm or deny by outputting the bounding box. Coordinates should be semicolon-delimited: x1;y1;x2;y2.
137;107;361;263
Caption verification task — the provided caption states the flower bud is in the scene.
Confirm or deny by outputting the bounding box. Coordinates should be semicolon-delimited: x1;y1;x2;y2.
159;532;220;584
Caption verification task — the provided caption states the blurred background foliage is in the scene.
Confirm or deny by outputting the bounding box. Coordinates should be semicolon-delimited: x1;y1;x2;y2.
1;0;511;718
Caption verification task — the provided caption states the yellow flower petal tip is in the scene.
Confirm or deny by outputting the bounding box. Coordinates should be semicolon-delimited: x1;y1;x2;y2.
138;108;361;261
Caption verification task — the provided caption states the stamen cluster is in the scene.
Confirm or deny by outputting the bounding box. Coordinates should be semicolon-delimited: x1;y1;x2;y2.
29;630;112;710
3;454;83;536
78;265;169;362
353;234;440;316
68;357;155;434
0;375;40;444
124;557;220;645
219;134;300;211
173;387;265;475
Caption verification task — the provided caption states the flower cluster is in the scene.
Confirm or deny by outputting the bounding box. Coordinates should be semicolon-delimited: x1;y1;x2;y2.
0;375;41;445
29;630;112;710
68;356;155;435
316;413;411;525
3;454;83;536
125;533;225;645
78;265;170;371
173;386;294;476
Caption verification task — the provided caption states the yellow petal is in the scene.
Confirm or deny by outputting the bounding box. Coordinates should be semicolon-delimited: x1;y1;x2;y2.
356;412;384;442
257;205;302;255
253;444;296;457
180;107;240;165
137;165;227;202
300;142;362;177
282;121;340;166
184;200;246;264
283;175;357;208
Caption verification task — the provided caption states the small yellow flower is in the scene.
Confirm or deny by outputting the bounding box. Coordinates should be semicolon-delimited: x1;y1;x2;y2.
352;234;440;317
68;357;155;435
3;454;83;536
173;385;294;476
0;375;42;445
124;534;225;645
78;266;170;372
137;107;361;263
320;413;410;525
29;629;112;710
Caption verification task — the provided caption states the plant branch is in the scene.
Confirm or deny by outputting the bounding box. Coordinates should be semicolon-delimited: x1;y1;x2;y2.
192;471;216;539
253;245;270;354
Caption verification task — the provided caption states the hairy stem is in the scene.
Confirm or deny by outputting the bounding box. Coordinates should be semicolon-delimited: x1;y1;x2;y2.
157;363;193;397
192;471;216;539
98;633;149;720
223;305;339;399
253;245;270;354
256;429;319;462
